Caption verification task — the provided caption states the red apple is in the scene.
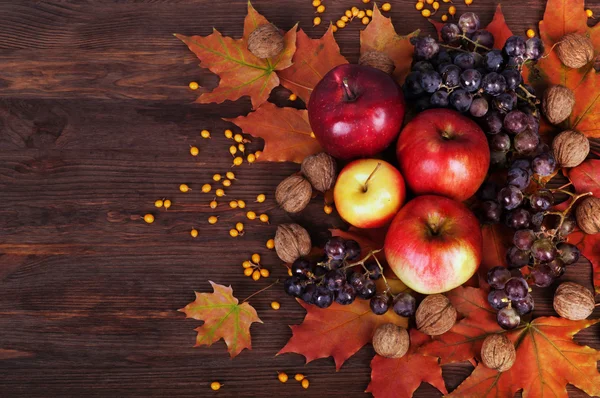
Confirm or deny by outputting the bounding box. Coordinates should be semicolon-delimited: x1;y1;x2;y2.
384;195;482;294
396;108;490;201
334;159;406;229
308;64;405;160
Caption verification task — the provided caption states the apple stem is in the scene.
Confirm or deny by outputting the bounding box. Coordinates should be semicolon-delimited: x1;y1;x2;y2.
341;78;357;102
363;162;382;192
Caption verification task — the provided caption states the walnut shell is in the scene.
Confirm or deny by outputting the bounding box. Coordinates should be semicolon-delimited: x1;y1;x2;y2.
576;196;600;235
247;24;284;59
274;223;312;264
552;130;590;168
358;51;395;75
553;282;595;320
556;33;594;69
415;294;457;336
372;323;410;359
481;334;516;372
275;175;312;213
542;85;575;125
301;152;337;192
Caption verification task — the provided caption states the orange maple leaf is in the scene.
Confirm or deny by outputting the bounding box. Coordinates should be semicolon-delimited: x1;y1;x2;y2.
175;2;297;110
277;26;348;105
360;6;419;84
366;329;448;398
179;281;262;358
526;0;600;138
224;102;321;163
278;299;408;370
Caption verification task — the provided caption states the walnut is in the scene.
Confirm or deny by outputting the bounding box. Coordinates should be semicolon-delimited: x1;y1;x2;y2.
358;51;395;75
247;24;284;59
576;196;600;235
372;323;410;359
553;282;595;320
415;294;457;336
556;33;595;69
274;223;312;264
542;85;575;125
481;334;516;372
552;130;590;168
275;175;312;213
301;152;337;192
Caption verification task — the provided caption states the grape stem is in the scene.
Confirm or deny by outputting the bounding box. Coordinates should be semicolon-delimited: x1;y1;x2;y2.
459;33;492;52
242;279;280;303
545;191;593;238
344;248;392;293
439;43;470;53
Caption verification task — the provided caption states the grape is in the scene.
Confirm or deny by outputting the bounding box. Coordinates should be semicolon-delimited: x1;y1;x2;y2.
529;189;553;211
284;276;305;297
525;37;545;61
557;242;580;265
453;52;476;70
413;36;440;60
314;264;327;277
325;237;346;260
335;284;356;305
471;29;494;49
441;23;461;44
497;306;521;329
433;50;452;68
458;12;481;34
345;240;361;261
348;272;366;290
503;35;527;57
324;269;346;291
503;110;527;134
415;96;431;112
504;277;529;300
365;262;381;280
506;56;524;69
484;50;505;71
557;215;576;236
490;133;510;152
329;259;344;269
478;181;499;201
357;279;377;299
531;212;545;230
513;294;534;315
532;152;556;176
493;91;516;112
449;89;473;112
420;70;442;93
404;72;424;97
291;258;314;277
501;69;523;90
440;64;461;87
459;69;482;92
511;159;532;175
488;289;510;310
430;90;450;107
506;245;531;268
392;292;417;317
545;258;565;278
513;229;536;250
314;286;334;308
483;111;504;134
487;266;512;289
481;200;502;223
413;60;434;72
506;208;531;229
470;97;489;117
498;185;524;210
506;167;530;190
481;72;507;96
530;264;555;288
490;151;507;167
513;129;539;154
531;238;556;261
370;294;390;315
300;283;317;304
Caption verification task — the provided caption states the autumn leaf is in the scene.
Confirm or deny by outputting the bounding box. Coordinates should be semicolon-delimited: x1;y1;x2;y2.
278;299;408;370
277;26;348;105
366;329;447;398
360;6;419;83
175;2;297;110
566;230;600;295
179;281;262;358
480;223;513;276
568;159;600;196
224;102;321;163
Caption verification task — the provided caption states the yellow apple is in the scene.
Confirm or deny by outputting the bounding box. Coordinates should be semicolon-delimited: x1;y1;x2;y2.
333;159;406;229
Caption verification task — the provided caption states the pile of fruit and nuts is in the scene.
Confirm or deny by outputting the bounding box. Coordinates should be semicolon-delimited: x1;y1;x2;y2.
270;11;598;368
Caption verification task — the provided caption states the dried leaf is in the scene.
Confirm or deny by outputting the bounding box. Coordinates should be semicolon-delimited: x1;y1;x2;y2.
566;230;600;295
278;299;408;370
360;6;419;83
277;26;348;105
224;102;321;163
366;329;447;398
568;159;600;196
175;2;297;109
179;281;262;358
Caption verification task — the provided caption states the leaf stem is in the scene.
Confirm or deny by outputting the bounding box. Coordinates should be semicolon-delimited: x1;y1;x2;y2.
242;279;280;303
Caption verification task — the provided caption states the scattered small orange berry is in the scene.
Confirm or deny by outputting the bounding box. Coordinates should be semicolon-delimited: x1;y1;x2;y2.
246;211;256;220
259;214;269;223
179;184;190;193
201;130;211;139
341;15;349;22
432;2;440;10
313;16;321;25
317;5;325;13
277;372;288;383
226;171;235;180
345;9;352;18
252;270;261;281
421;9;431;17
332;25;338;33
289;93;298;101
144;214;155;224
382;3;391;11
222;179;231;187
224;129;233;139
351;6;359;16
301;379;309;389
416;2;424;10
190;146;199;156
448;5;456;15
251;253;261;263
190;228;198;238
202;184;212;193
163;199;172;209
361;16;369;25
295;374;305;382
465;0;473;5
260;268;270;277
526;29;535;38
233;157;243;166
230;229;239;238
441;14;448;21
324;204;333;214
236;222;244;232
271;301;281;310
254;151;262;159
357;10;366;18
155;199;164;208
189;81;199;90
229;200;238;209
362;0;371;3
212;174;221;182
215;189;225;197
238;143;245;153
266;239;275;249
237;200;246;209
210;381;222;391
256;194;266;203
336;19;346;28
247;154;256;163
586;9;594;18
234;134;243;143
312;0;321;7
366;9;373;16
229;145;237;156
210;200;218;209
208;216;218;224
310;131;316;138
244;267;254;276
426;0;434;4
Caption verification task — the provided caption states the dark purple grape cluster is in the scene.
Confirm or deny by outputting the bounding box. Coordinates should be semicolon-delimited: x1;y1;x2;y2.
486;267;533;329
283;237;417;317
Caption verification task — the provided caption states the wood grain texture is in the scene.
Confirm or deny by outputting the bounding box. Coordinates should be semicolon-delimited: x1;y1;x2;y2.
0;1;598;397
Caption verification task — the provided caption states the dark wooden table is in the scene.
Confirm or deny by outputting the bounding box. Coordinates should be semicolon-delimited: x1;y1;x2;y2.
1;1;598;397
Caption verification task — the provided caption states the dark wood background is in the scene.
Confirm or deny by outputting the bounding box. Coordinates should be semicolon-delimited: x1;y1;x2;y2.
0;0;598;397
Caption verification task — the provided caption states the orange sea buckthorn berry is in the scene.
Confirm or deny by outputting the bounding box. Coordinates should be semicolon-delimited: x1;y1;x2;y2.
312;0;321;7
441;14;448;21
215;189;225;197
277;371;288;383
302;379;309;389
208;216;218;224
260;268;270;277
295;374;305;382
233;157;243;166
237;200;246;209
246;211;256;220
224;129;233;139
382;3;391;11
259;214;269;223
316;5;325;13
351;6;359;16
421;9;431;17
222;179;231;187
586;9;594;18
313;16;322;26
155;199;164;208
465;0;473;5
229;145;237;156
189;81;199;90
433;2;440;10
289;93;298;101
200;130;211;139
324;204;333;214
332;25;338;33
179;184;190;193
526;29;535;38
247;154;256;163
266;239;275;249
345;9;352;18
144;214;154;224
210;200;218;209
213;174;221;182
256;194;266;203
426;0;434;4
234;134;243;143
236;222;244;233
230;229;239;238
242;260;252;269
252;270;261;281
229;200;238;209
163;199;172;209
254;151;262;159
202;184;212;193
226;171;235;180
210;381;222;391
362;16;370;25
366;9;373;16
251;253;261;263
416;2;424;10
362;0;371;3
244;267;254;276
448;5;456;15
271;301;281;310
190;228;198;238
190;146;199;156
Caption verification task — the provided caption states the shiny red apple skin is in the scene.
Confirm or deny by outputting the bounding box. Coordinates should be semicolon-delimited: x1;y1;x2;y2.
308;64;405;160
396;108;490;201
384;195;482;294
